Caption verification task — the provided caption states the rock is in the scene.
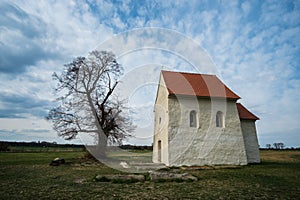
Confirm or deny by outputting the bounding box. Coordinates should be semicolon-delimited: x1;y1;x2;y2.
94;172;198;183
130;162;166;172
120;161;130;168
182;175;198;181
50;158;65;166
149;171;197;182
95;174;145;183
74;179;86;184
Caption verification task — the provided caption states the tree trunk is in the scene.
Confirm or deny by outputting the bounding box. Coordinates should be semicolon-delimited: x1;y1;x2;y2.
95;132;108;159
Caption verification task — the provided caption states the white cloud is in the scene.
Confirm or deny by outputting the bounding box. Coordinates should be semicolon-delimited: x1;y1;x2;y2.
11;0;113;57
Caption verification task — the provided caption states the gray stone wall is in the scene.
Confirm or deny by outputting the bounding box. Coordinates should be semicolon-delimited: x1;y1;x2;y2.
241;120;260;163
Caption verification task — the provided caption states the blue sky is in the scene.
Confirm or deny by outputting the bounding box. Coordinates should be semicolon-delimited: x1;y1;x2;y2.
0;0;299;147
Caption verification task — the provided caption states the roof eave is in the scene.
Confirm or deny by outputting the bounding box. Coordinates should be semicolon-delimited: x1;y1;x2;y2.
240;117;260;121
168;93;240;100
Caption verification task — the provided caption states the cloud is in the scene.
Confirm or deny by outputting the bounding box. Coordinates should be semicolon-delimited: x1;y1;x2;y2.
0;117;52;142
0;1;114;118
1;0;114;74
0;2;57;74
0;91;51;118
0;3;44;38
204;1;300;148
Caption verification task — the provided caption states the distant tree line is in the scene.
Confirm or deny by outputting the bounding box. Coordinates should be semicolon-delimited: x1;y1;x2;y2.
0;141;84;151
0;141;153;152
120;144;153;150
264;142;299;150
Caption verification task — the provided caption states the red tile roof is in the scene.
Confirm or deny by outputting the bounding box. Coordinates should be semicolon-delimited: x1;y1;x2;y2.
236;103;259;120
161;70;240;99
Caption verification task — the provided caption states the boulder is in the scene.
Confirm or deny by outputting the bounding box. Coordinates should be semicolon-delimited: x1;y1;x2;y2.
50;158;65;166
149;171;198;182
95;174;145;183
94;172;198;183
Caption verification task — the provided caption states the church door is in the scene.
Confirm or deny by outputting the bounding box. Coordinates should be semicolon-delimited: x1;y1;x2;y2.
158;140;162;162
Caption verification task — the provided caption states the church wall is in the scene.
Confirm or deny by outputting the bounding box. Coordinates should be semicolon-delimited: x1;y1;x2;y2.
167;96;248;166
152;75;169;165
241;120;260;163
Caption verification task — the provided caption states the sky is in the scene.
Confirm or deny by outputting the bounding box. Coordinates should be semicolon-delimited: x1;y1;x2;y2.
0;0;299;147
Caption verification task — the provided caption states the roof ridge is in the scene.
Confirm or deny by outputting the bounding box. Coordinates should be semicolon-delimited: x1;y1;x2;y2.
161;70;216;76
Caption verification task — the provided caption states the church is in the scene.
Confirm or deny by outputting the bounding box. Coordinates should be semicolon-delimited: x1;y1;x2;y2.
153;70;260;166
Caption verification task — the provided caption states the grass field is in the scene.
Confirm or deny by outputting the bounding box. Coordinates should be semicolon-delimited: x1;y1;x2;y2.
8;146;84;152
0;149;299;199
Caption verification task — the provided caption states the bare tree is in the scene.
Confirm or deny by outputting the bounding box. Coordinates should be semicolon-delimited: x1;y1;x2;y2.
278;142;285;149
266;144;271;149
273;143;280;149
47;50;135;157
273;142;285;150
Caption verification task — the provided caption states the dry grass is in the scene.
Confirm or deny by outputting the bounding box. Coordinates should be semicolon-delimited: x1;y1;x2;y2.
260;150;300;162
0;149;299;199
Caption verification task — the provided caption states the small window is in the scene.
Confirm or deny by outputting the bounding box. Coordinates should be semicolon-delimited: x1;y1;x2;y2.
216;111;224;127
159;117;162;124
190;110;197;127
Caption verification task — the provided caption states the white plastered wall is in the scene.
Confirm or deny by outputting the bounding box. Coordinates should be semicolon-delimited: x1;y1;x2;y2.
152;74;169;165
167;96;248;166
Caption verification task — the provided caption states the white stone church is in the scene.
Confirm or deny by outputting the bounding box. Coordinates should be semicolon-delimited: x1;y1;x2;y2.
153;70;260;166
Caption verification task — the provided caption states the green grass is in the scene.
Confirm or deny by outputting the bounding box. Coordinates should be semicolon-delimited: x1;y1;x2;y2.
8;146;84;152
0;152;84;165
0;150;299;199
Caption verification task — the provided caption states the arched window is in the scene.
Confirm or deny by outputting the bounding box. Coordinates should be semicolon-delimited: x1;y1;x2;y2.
190;110;197;127
216;111;224;127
